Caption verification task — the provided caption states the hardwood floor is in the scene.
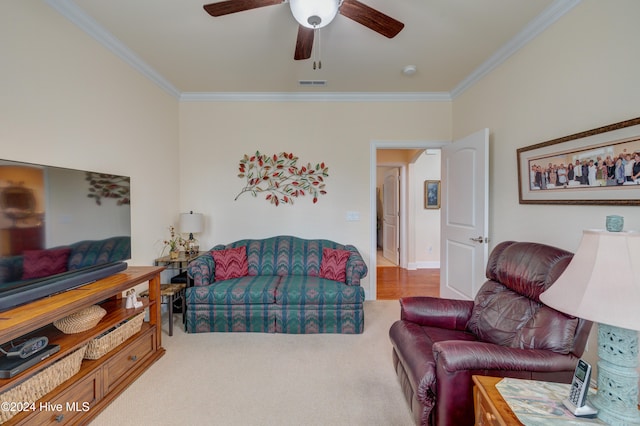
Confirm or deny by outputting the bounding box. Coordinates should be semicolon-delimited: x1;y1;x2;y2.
376;266;440;300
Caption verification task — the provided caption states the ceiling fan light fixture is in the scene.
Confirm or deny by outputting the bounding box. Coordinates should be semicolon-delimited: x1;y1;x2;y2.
290;0;340;29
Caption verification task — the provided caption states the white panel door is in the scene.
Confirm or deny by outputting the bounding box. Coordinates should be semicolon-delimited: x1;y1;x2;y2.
382;168;399;265
440;129;489;300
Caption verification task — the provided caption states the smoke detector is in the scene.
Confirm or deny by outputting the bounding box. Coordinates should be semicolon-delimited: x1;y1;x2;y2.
402;65;417;76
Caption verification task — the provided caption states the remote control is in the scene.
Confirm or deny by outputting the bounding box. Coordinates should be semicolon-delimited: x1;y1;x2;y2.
5;337;49;359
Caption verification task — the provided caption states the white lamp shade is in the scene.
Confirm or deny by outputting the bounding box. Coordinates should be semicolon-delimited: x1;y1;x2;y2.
539;229;640;331
179;212;203;234
289;0;340;29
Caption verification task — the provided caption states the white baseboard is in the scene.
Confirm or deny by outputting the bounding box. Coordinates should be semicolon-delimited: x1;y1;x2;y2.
407;261;440;270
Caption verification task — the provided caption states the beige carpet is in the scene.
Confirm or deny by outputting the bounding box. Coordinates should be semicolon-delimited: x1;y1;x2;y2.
89;301;414;426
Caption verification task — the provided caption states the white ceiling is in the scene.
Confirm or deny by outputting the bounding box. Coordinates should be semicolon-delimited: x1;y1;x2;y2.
47;0;580;98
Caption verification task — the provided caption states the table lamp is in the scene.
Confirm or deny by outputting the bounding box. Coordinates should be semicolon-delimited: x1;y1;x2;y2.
539;225;640;425
179;211;204;255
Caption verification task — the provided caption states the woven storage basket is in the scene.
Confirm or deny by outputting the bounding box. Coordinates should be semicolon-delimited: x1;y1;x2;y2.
53;305;107;334
84;312;145;360
0;345;86;424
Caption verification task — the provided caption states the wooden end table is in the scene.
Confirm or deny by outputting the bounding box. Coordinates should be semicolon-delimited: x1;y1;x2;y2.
473;375;606;426
473;376;523;425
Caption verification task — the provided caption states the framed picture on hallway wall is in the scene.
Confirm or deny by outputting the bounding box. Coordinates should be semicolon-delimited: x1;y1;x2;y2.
424;180;441;209
517;117;640;205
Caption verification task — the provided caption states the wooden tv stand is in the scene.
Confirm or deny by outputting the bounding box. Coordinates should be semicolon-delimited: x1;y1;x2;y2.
0;266;165;425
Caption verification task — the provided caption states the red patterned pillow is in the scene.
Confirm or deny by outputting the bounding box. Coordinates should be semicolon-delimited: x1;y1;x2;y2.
319;248;351;283
212;246;248;281
22;248;71;280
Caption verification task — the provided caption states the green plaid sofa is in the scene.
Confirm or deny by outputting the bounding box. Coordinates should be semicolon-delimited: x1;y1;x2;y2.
185;235;368;334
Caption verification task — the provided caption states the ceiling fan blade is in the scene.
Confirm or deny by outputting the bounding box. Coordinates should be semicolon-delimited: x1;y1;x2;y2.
294;25;314;60
339;0;404;38
203;0;283;17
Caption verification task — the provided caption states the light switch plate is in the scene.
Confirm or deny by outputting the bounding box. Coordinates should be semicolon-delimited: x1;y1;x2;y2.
346;211;360;221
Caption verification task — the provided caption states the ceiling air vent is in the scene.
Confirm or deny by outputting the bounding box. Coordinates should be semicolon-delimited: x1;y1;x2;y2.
298;80;327;87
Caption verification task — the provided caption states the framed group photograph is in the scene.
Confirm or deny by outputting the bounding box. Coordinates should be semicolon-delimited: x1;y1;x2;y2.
424;180;441;209
517;117;640;205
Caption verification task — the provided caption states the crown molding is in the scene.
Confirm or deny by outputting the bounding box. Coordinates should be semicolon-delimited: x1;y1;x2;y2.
179;92;452;102
451;0;581;99
46;0;580;102
45;0;181;99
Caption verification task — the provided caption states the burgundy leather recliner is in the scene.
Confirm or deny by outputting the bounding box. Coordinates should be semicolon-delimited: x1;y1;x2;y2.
389;241;593;426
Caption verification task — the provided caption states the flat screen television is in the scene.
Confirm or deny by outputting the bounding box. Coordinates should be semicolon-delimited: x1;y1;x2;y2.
0;159;131;311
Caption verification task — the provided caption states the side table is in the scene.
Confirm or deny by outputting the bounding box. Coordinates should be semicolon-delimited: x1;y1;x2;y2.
154;251;206;286
140;283;186;336
473;375;605;426
473;375;522;425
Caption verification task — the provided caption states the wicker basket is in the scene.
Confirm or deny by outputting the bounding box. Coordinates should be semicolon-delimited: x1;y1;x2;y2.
0;345;87;424
53;305;107;334
84;312;145;360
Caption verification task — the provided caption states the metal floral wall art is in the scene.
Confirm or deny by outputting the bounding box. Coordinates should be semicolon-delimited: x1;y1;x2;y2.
235;151;329;206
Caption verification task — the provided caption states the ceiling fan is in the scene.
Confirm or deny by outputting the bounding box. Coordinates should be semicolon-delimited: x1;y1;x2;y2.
203;0;404;61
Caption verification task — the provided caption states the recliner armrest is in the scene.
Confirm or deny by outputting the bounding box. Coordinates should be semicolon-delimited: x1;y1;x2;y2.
433;340;578;373
400;296;474;331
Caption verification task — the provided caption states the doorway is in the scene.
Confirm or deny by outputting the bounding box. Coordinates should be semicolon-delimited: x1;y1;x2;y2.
370;141;446;300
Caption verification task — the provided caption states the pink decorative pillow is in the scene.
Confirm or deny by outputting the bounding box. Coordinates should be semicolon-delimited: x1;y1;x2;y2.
212;246;248;281
22;248;71;280
319;248;351;283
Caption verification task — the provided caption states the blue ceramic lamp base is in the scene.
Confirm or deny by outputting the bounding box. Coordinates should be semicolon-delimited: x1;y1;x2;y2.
591;323;640;425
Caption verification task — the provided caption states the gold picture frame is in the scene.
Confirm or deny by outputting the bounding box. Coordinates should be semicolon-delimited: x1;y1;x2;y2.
424;180;441;209
517;117;640;205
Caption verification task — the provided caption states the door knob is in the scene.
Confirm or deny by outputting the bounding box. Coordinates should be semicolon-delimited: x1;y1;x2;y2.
469;236;486;243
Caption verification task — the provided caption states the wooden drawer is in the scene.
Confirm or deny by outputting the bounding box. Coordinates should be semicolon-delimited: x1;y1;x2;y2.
473;377;514;426
475;389;500;426
103;330;154;393
19;371;101;425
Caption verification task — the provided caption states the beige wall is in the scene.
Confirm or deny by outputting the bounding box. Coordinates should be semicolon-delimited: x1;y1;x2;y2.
453;0;640;250
178;101;452;298
452;0;640;376
4;0;639;329
1;2;180;267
